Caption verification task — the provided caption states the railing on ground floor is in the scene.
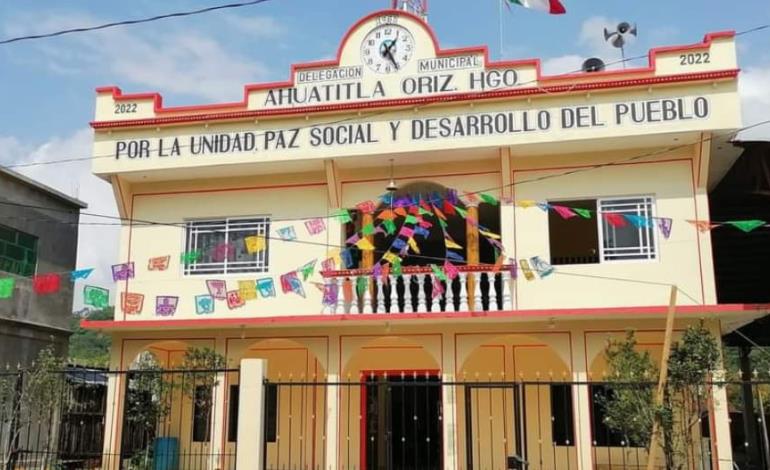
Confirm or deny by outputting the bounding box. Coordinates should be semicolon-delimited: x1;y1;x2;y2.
2;367;770;469
322;265;514;314
264;378;770;470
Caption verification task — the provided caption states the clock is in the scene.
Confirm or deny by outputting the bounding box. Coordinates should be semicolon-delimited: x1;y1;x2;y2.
360;24;415;74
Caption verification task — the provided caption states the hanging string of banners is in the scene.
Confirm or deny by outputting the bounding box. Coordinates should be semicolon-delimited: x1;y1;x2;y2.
0;187;767;313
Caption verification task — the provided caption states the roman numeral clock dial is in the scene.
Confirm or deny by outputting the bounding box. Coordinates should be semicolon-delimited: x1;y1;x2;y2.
361;24;414;74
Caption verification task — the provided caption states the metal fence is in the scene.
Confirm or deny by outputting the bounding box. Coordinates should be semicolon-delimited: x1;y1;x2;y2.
0;367;240;470
263;378;770;470
1;367;769;470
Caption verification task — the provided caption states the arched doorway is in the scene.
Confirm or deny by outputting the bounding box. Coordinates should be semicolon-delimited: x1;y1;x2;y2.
344;181;501;268
341;335;443;470
227;337;328;470
457;333;576;470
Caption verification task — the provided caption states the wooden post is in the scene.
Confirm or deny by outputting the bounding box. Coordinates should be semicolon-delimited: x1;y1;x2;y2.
466;204;479;310
646;285;678;470
362;212;374;269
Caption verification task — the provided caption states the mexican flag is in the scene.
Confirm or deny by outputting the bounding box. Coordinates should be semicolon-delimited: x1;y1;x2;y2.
507;0;566;14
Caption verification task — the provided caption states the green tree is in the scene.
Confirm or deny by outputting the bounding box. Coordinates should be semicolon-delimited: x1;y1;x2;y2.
68;307;113;367
600;323;720;469
0;345;66;468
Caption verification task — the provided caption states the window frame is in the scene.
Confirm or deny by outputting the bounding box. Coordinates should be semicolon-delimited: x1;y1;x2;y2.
0;223;38;277
596;195;658;264
183;216;271;276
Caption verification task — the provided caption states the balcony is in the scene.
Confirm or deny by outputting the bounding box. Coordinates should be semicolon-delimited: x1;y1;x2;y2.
321;264;513;314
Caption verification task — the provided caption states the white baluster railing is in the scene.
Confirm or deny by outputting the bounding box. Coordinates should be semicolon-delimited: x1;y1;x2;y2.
362;277;373;313
430;281;441;312
473;272;483;312
403;274;414;313
459;273;470;312
501;271;513;310
323;264;516;315
375;276;385;313
388;275;398;313
416;273;427;313
350;278;360;314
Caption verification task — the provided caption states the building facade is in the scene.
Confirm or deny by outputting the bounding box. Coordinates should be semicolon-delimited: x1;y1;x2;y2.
0;167;85;366
85;9;767;470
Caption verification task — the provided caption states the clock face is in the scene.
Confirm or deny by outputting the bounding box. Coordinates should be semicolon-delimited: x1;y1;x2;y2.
360;24;415;74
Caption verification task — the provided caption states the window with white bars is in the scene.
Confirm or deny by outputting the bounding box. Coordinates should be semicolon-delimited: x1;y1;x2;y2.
184;217;270;275
598;196;657;261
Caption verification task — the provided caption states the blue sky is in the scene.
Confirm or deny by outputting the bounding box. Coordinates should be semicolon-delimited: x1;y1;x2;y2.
0;0;768;309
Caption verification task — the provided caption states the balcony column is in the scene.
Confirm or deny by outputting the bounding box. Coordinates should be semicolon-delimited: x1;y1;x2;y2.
361;212;375;269
465;203;479;310
101;342;126;470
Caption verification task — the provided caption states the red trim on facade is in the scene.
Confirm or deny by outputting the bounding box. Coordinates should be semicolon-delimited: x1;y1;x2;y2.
90;9;735;131
132;181;327;198
81;303;770;331
91;69;738;130
340;170;499;186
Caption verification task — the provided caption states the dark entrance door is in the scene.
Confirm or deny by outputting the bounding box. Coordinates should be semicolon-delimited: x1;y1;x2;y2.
363;374;442;470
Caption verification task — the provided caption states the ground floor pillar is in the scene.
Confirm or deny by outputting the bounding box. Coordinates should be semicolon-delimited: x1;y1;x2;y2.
570;330;594;470
442;333;459;470
101;354;125;470
709;323;735;469
235;359;267;470
208;370;228;470
324;334;340;470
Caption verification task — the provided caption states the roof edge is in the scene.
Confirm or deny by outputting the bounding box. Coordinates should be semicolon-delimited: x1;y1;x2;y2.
0;166;88;209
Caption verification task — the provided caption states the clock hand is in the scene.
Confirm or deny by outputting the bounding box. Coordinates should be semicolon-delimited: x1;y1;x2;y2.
385;50;399;70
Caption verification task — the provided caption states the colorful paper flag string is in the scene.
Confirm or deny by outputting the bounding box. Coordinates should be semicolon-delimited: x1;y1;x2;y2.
155;296;178;316
70;268;94;281
0;278;15;299
33;273;60;295
656;218;673;239
727;219;766;233
602;212;627;228
238;280;258;301
226;290;245;309
84;285;109;308
552;205;576;219
305;218;326;236
206;280;227;300
121;292;144;315
687;220;720;232
148;256;171;271
573;208;592;219
257;278;276;298
299;259;317;281
111;262;135;281
244;235;266;254
195;294;215;314
277;226;297;241
280;271;305;297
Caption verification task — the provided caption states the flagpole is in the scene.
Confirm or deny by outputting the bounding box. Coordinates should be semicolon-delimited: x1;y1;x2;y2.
498;0;504;59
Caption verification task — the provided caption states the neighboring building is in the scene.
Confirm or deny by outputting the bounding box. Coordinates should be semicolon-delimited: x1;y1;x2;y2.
0;167;85;366
83;7;770;470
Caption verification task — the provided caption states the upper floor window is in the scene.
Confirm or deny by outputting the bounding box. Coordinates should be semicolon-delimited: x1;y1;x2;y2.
0;224;38;277
548;196;656;266
184;217;270;275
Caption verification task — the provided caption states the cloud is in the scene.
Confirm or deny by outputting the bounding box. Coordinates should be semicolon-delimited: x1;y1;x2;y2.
737;63;770;140
221;14;287;37
5;12;274;102
541;54;584;75
0;129;120;311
